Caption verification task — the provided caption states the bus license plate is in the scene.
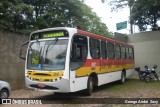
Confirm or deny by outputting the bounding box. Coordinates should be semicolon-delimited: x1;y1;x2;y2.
38;83;45;88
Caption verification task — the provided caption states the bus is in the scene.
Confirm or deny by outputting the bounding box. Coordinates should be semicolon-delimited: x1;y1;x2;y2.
19;27;134;95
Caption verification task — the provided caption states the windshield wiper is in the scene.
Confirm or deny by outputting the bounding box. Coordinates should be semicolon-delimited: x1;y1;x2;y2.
44;38;59;62
34;39;44;69
46;38;58;52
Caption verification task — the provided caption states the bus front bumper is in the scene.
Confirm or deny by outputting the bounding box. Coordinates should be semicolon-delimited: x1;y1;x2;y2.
25;77;70;92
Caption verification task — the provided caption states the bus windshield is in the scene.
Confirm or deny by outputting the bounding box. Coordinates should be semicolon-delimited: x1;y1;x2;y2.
27;39;68;71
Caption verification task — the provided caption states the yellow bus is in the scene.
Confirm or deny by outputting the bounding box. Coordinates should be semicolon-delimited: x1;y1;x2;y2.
19;27;134;95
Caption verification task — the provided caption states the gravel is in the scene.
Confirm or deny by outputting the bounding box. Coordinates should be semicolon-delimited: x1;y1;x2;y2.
1;78;160;107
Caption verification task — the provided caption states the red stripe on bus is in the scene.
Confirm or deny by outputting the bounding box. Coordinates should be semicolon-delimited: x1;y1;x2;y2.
82;59;134;67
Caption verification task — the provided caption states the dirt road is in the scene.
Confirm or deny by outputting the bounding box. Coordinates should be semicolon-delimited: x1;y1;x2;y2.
1;79;160;107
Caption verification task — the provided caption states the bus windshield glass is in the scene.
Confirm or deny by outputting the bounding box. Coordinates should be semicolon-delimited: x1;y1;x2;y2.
27;39;68;71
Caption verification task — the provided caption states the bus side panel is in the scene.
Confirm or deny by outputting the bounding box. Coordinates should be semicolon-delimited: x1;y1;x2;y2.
69;71;76;92
97;68;134;86
126;68;134;77
97;71;121;86
74;76;88;92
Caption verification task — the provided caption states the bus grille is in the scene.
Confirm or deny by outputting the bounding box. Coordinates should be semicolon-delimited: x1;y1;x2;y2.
30;84;59;90
27;71;63;82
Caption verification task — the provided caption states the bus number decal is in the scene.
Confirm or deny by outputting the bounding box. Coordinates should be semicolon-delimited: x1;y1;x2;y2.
91;62;96;70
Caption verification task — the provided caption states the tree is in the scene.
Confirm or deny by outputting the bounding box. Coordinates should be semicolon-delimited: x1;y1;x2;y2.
0;0;112;37
77;2;113;37
105;0;160;32
23;0;112;37
0;0;12;31
23;0;85;29
0;0;33;33
106;0;135;34
11;3;33;33
131;0;160;31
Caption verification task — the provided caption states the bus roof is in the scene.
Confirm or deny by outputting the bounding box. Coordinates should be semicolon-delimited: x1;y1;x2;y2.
77;29;133;48
30;27;133;48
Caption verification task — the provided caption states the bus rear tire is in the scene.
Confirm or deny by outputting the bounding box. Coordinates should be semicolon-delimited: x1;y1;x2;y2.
120;71;126;84
85;76;93;96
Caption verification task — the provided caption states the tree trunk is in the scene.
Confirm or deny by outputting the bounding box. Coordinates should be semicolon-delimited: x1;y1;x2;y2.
129;5;133;34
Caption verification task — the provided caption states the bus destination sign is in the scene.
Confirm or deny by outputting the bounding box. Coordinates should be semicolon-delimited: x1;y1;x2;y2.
30;30;68;40
43;32;64;38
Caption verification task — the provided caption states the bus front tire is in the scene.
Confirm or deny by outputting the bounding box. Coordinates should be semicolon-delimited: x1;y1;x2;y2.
85;76;93;96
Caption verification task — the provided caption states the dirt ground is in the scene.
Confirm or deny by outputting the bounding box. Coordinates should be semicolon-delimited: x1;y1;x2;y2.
1;77;160;107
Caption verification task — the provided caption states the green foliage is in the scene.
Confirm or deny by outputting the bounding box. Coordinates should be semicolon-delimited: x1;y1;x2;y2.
0;0;112;37
108;0;160;31
108;0;135;34
77;3;113;37
131;0;160;31
109;0;133;12
35;17;48;29
0;0;33;33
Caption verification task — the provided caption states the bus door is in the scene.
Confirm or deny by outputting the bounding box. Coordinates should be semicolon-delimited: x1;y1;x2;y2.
70;35;88;91
70;35;88;70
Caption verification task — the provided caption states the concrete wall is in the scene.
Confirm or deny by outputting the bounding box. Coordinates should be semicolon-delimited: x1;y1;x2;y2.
128;31;160;72
114;32;128;43
0;31;29;90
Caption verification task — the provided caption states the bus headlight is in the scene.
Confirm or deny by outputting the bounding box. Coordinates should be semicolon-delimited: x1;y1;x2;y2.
29;77;33;80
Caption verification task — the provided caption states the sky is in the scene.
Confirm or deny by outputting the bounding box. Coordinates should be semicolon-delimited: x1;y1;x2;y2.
84;0;131;34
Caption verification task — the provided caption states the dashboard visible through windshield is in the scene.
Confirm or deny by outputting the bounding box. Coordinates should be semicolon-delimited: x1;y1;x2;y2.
27;39;68;71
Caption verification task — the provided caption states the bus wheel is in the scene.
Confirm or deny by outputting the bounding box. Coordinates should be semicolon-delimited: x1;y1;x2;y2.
85;76;93;96
120;71;126;84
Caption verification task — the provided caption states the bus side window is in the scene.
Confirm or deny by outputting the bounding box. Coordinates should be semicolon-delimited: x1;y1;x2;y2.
129;47;134;59
89;38;100;59
70;35;88;70
126;47;129;59
115;44;121;59
71;43;76;61
107;42;115;59
90;47;93;58
121;46;126;59
101;41;107;59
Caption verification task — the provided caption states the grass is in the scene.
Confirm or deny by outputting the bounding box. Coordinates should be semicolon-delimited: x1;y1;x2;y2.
101;79;160;93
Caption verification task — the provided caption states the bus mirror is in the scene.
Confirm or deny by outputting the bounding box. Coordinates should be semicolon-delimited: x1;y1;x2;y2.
19;41;29;60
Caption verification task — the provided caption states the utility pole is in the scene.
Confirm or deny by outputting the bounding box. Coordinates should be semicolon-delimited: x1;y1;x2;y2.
129;6;133;34
129;0;134;34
